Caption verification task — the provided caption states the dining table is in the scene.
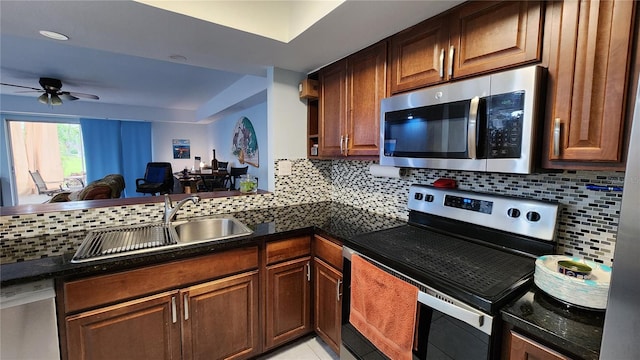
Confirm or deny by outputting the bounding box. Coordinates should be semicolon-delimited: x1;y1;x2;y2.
175;169;229;193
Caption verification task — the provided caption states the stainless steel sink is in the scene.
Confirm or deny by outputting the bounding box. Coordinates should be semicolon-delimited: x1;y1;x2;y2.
71;223;179;263
71;217;253;263
173;217;253;244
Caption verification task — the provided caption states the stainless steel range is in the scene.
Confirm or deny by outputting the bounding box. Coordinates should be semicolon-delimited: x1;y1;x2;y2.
341;184;559;360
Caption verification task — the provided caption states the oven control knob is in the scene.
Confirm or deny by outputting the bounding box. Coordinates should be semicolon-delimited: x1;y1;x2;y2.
425;194;434;202
414;193;424;200
507;208;521;218
526;211;541;222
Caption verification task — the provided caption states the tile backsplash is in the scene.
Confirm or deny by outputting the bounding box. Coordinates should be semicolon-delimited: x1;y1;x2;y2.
322;159;623;266
0;158;624;266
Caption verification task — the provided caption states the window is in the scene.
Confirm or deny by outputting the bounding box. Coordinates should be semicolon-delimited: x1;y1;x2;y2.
8;120;86;205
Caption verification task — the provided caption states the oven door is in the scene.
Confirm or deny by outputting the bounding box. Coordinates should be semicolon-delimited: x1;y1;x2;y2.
341;247;496;360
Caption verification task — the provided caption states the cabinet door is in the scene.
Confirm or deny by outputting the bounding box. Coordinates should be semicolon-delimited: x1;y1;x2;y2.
509;331;571;360
389;14;450;94
545;0;635;166
182;271;259;360
265;256;312;350
313;258;342;355
346;42;386;156
66;291;181;360
319;60;347;157
449;1;542;78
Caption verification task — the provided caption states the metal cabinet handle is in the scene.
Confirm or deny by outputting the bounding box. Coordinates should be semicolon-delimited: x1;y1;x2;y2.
336;279;343;301
306;262;311;282
467;96;480;159
183;293;189;320
448;45;455;77
340;135;344;154
439;48;445;78
171;296;177;323
553;118;561;157
344;135;349;156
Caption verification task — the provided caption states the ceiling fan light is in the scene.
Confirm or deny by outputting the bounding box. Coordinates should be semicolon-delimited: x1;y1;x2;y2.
50;94;63;105
39;30;69;41
38;93;49;105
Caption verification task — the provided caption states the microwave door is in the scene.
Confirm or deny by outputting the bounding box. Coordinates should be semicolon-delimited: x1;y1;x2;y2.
380;99;487;171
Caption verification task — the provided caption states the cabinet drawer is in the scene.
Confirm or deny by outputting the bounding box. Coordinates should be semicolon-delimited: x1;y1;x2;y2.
266;236;311;265
63;246;259;314
314;235;343;271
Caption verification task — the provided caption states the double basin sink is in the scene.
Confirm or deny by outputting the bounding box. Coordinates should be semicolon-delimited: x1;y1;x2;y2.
71;217;253;263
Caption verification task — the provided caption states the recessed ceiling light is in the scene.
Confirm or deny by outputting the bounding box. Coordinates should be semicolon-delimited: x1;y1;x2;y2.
169;54;188;62
39;30;69;41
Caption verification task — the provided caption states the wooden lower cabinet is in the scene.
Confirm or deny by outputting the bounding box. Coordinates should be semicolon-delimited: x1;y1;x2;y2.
66;271;259;360
182;271;260;360
507;331;571;360
66;291;182;360
313;258;342;355
265;256;312;350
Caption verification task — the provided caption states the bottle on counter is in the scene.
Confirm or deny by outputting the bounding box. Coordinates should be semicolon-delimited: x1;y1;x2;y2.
212;149;219;170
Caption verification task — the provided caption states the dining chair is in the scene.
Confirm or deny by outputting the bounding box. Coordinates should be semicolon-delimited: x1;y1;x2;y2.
227;166;248;190
217;161;229;172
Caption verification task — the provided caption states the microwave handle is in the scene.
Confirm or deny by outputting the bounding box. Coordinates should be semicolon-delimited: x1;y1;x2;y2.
467;96;480;159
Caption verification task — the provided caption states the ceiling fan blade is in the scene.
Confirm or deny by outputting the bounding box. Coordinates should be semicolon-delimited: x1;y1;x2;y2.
0;82;42;91
58;92;79;101
66;91;99;100
14;90;45;94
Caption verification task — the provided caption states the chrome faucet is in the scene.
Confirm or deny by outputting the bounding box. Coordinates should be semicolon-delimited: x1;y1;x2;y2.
164;194;200;224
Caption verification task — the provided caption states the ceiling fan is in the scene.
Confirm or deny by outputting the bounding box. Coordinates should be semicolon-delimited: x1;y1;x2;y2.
0;77;99;106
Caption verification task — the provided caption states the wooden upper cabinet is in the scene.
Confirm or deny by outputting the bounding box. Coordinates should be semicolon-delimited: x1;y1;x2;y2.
544;0;636;167
388;1;543;95
389;14;450;93
318;42;386;158
346;41;386;156
450;1;543;78
319;60;347;157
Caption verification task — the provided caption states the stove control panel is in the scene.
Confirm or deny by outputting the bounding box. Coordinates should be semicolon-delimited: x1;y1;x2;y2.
408;184;559;241
444;195;493;214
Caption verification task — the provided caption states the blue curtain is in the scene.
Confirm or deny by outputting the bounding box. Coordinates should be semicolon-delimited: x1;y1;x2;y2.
120;121;152;198
81;119;123;184
81;119;152;198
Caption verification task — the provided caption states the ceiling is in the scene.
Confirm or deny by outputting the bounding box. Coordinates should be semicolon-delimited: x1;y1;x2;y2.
0;0;461;123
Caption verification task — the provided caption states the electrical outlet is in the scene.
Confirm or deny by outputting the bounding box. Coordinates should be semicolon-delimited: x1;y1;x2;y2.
278;160;292;176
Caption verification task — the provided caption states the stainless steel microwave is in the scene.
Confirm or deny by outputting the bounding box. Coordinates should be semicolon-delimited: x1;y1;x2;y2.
380;65;545;174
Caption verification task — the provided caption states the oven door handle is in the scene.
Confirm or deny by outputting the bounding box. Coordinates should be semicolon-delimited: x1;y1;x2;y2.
418;291;484;328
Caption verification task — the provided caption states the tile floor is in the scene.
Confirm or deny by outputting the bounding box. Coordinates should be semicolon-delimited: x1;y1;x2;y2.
259;336;339;360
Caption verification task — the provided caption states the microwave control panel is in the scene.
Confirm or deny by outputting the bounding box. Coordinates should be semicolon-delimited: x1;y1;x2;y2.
487;91;525;158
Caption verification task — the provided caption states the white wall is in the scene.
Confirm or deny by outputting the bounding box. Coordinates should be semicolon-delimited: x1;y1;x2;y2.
267;67;308;190
152;122;210;172
208;102;268;189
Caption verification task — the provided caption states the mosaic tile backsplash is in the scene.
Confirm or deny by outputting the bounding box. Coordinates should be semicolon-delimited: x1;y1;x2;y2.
0;158;624;266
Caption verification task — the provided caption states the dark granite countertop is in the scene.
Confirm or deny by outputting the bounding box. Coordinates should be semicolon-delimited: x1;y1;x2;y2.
1;202;405;286
501;285;605;360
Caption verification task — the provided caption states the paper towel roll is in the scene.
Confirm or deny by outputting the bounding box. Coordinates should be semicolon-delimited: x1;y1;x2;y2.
369;164;405;178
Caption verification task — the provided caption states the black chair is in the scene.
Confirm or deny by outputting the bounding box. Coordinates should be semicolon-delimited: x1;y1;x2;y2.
217;161;229;172
226;166;248;190
136;162;174;195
